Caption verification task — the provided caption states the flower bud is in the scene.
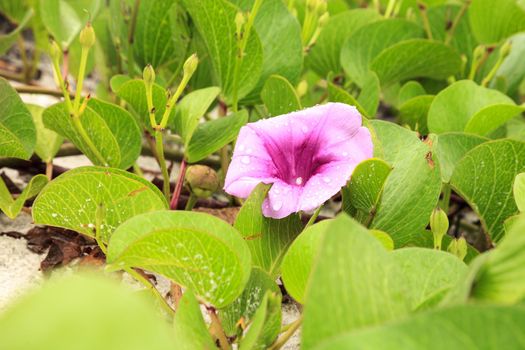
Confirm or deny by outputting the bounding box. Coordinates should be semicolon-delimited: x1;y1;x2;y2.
143;64;156;86
499;40;512;59
473;44;486;62
430;207;449;250
79;23;96;49
318;12;329;27
447;236;467;261
185;165;219;198
49;39;62;63
235;11;245;38
296;80;308;97
183;53;199;80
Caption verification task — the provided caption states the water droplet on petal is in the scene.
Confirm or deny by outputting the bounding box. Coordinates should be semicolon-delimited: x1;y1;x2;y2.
274;189;280;194
342;151;348;157
295;177;303;185
323;177;331;183
241;156;251;165
272;201;283;211
239;144;245;151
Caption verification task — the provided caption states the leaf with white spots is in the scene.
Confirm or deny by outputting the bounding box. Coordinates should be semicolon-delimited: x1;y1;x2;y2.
107;211;251;308
32;166;167;243
219;267;280;337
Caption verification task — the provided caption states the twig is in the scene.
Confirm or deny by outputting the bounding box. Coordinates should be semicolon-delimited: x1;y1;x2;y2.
206;306;231;350
445;0;471;45
269;316;302;350
169;158;187;209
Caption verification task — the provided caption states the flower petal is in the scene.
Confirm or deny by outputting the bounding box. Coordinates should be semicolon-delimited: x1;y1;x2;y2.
262;180;303;219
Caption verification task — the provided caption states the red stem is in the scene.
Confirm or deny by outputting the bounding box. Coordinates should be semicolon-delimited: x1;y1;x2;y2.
169;158;187;210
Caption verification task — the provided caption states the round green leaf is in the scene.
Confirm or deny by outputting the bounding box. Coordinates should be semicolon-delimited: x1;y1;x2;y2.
107;211;251;308
341;19;423;87
450;139;525;242
261;75;301;117
427;80;523;136
0;77;36;159
32;166;167;242
469;0;525;44
370;39;462;86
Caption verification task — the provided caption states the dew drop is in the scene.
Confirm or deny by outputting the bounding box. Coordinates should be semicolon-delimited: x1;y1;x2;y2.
238;144;245;151
274;189;281;194
51;213;58;218
323;177;331;183
342;151;348;157
241;156;251;165
272;201;283;211
295;177;303;185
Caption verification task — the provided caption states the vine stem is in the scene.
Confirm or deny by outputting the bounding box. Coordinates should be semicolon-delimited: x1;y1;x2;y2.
72;48;88;113
184;193;198;211
417;2;433;40
124;267;175;316
445;0;471;45
231;0;264;112
305;206;322;229
127;0;140;75
45;161;53;180
155;130;171;200
206;306;231;350
170;158;187;210
269;316;302;350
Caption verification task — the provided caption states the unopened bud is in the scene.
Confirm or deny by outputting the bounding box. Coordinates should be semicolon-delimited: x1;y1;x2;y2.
185;165;219;198
318;12;329;27
49;40;62;63
79;23;96;49
447;236;467;261
499;40;512;59
235;12;245;38
473;45;486;62
430;207;449;250
307;0;317;11
296;80;308;97
183;53;199;79
143;64;156;86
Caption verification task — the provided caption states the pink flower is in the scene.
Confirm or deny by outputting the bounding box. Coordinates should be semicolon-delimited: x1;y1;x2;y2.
224;103;373;219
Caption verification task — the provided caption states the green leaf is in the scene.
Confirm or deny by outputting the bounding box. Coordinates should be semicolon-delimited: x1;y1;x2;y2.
0;77;36;159
233;0;303;102
468;213;525;304
301;215;411;349
0;9;33;55
27;104;63;163
173;291;216;350
186;110;248;163
261;75;302;117
450;140;525;242
341;19;423;87
172;87;220;145
107;211;251;308
491;33;525;96
369;120;442;247
115;79;168;130
0;174;48;219
398;95;434;134
32;166;167;242
433;132;488;183
469;0;525;44
356;71;380;118
133;0;189;69
181;0;263;102
0;273;175;350
515;173;525;212
239;291;282;350
370;39;462;86
342;158;392;218
39;0;102;48
307;9;381;78
234;183;302;277
43;98;142;169
398;81;426;105
392;248;467;309
281;220;331;304
427;80;523;136
314;305;525;349
0;0;28;23
220;267;280;337
326;82;368;118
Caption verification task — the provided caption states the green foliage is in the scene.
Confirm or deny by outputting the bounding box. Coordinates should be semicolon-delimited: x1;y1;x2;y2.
27;104;63;163
107;211;251;308
32;166;167;242
0;78;36;159
0;174;47;219
450;140;525;242
0;9;32;55
173;291;216;350
261;75;302;116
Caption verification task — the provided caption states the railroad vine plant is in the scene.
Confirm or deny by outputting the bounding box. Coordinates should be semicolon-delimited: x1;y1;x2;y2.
0;0;525;349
